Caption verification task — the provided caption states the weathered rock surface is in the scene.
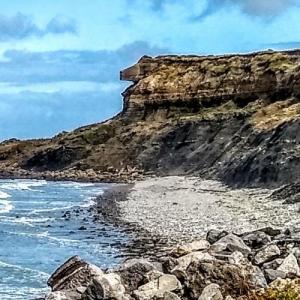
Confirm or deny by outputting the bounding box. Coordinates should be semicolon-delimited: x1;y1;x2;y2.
47;256;103;292
198;283;223;300
3;50;300;188
253;244;281;265
44;228;300;300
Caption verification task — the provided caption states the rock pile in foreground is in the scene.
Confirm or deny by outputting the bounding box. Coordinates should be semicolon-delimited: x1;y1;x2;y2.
45;228;300;300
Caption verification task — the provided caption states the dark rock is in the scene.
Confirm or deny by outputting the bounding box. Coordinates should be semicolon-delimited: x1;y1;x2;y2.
242;231;272;249
115;259;157;291
206;229;228;244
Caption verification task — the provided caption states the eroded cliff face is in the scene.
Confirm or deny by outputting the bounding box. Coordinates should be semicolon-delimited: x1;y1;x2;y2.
1;50;300;187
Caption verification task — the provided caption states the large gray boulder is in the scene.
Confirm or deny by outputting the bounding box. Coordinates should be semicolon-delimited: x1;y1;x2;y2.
45;290;81;300
253;244;281;265
133;274;182;300
81;273;128;300
198;283;223;300
242;231;272;249
277;253;300;276
171;251;215;280
115;259;158;291
211;234;251;255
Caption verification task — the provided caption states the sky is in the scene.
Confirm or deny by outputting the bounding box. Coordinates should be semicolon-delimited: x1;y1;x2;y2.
1;0;300;140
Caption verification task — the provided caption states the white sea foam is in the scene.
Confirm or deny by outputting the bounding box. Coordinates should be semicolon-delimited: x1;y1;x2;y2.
0;215;53;226
0;260;50;278
0;190;11;198
0;180;47;191
0;199;13;213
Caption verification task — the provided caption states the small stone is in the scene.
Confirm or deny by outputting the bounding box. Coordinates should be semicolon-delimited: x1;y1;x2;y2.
254;244;281;265
199;284;223;300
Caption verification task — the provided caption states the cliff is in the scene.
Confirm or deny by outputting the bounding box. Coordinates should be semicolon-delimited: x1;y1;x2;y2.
2;50;300;187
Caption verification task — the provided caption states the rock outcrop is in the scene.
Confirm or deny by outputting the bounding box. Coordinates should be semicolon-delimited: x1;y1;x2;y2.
44;228;300;300
2;50;300;187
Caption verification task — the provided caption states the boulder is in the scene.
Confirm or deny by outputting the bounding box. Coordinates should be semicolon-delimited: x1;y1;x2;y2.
171;252;214;279
47;256;103;292
170;240;210;258
242;231;272;249
247;265;268;289
277;253;300;276
185;260;266;299
45;290;81;300
253;244;281;265
133;274;182;300
206;230;228;244
211;234;251;255
198;284;223;300
264;269;286;282
262;258;283;270
161;257;178;274
115;259;157;291
46;292;67;300
81;273;127;300
162;291;182;300
144;269;164;283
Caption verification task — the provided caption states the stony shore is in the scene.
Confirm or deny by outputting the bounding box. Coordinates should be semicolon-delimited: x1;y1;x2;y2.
38;175;300;299
45;226;300;300
100;176;300;245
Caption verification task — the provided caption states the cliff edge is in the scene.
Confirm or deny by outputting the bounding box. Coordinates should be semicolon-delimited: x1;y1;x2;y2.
2;50;300;187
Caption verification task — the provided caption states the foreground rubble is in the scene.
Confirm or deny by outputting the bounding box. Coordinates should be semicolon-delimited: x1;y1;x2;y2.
45;227;300;300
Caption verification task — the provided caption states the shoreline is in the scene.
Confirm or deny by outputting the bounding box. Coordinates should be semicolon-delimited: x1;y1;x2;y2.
94;176;300;260
94;184;173;260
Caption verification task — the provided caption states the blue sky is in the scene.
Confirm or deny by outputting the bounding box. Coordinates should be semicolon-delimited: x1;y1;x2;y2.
1;0;300;140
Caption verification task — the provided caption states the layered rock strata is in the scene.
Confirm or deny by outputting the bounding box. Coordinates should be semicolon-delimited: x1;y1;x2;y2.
2;50;300;187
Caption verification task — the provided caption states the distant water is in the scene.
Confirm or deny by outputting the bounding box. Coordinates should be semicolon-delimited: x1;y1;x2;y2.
0;179;128;300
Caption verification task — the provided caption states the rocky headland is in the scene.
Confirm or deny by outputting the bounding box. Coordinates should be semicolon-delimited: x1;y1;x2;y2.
2;49;300;188
4;49;300;299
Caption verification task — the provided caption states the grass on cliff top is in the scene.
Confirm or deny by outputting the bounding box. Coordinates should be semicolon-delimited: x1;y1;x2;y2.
251;99;300;131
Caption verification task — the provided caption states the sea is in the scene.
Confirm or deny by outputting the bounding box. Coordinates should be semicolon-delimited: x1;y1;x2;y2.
0;179;128;300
